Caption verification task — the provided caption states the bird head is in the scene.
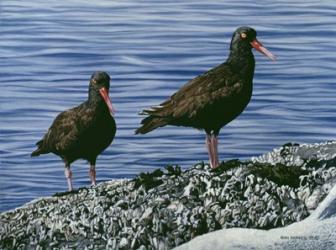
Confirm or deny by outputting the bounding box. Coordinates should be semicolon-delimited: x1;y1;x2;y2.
230;26;276;61
90;71;115;116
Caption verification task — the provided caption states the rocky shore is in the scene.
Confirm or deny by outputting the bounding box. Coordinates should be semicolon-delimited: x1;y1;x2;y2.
1;141;336;249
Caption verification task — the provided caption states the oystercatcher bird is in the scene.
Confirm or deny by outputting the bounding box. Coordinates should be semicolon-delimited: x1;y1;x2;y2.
136;27;275;168
31;71;116;191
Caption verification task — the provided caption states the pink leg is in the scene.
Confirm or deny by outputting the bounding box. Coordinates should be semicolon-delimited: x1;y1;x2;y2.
89;165;96;186
206;135;215;168
64;167;73;191
211;135;220;168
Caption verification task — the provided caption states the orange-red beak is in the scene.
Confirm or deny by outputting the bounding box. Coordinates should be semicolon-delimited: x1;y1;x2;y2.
250;39;276;61
99;87;115;116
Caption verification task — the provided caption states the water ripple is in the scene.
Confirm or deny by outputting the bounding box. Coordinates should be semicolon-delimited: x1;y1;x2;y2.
1;0;335;211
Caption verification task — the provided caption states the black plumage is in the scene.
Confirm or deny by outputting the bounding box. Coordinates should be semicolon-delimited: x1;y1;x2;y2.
136;27;275;168
31;71;116;191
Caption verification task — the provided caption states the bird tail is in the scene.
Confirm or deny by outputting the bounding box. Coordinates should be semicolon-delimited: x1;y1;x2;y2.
31;140;45;157
135;115;168;134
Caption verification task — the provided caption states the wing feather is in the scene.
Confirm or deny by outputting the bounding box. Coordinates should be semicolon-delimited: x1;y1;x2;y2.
142;63;243;121
42;104;92;153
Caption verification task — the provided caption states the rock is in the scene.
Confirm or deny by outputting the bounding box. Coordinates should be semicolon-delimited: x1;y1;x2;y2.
1;141;336;249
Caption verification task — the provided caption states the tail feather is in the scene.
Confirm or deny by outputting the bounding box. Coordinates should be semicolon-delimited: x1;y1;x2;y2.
139;105;164;115
31;140;44;157
135;116;168;134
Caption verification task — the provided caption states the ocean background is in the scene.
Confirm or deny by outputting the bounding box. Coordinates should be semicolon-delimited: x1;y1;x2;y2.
0;0;335;212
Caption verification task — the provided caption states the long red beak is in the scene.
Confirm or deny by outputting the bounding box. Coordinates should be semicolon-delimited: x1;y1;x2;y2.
99;87;115;116
250;39;276;61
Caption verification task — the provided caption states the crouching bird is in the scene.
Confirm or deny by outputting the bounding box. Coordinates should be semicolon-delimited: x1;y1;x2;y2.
136;27;275;168
31;71;116;191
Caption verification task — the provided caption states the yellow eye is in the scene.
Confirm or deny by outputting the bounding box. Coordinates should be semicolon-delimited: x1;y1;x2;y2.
91;79;97;84
241;33;247;39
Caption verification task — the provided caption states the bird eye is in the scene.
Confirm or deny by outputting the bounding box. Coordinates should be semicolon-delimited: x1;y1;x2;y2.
241;33;247;39
91;79;97;84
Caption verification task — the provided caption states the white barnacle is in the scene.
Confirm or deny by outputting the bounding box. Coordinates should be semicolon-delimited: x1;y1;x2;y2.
289;189;297;199
266;198;276;211
257;213;270;227
243;185;252;198
245;174;255;186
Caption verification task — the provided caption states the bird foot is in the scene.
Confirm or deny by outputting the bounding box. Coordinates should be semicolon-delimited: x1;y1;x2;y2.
210;159;220;169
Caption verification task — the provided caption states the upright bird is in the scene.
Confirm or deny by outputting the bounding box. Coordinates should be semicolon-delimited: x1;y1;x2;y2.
136;27;275;168
31;71;116;191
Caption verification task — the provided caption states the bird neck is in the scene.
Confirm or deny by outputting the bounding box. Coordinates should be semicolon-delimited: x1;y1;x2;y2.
227;49;255;82
88;89;105;109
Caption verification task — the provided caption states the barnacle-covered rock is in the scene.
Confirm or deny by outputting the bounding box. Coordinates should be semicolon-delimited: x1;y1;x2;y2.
1;141;336;249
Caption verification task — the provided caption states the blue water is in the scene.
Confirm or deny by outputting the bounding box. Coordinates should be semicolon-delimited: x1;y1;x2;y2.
0;0;335;212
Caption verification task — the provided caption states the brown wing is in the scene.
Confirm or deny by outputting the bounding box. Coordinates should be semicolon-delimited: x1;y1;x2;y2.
142;63;243;121
40;104;93;153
